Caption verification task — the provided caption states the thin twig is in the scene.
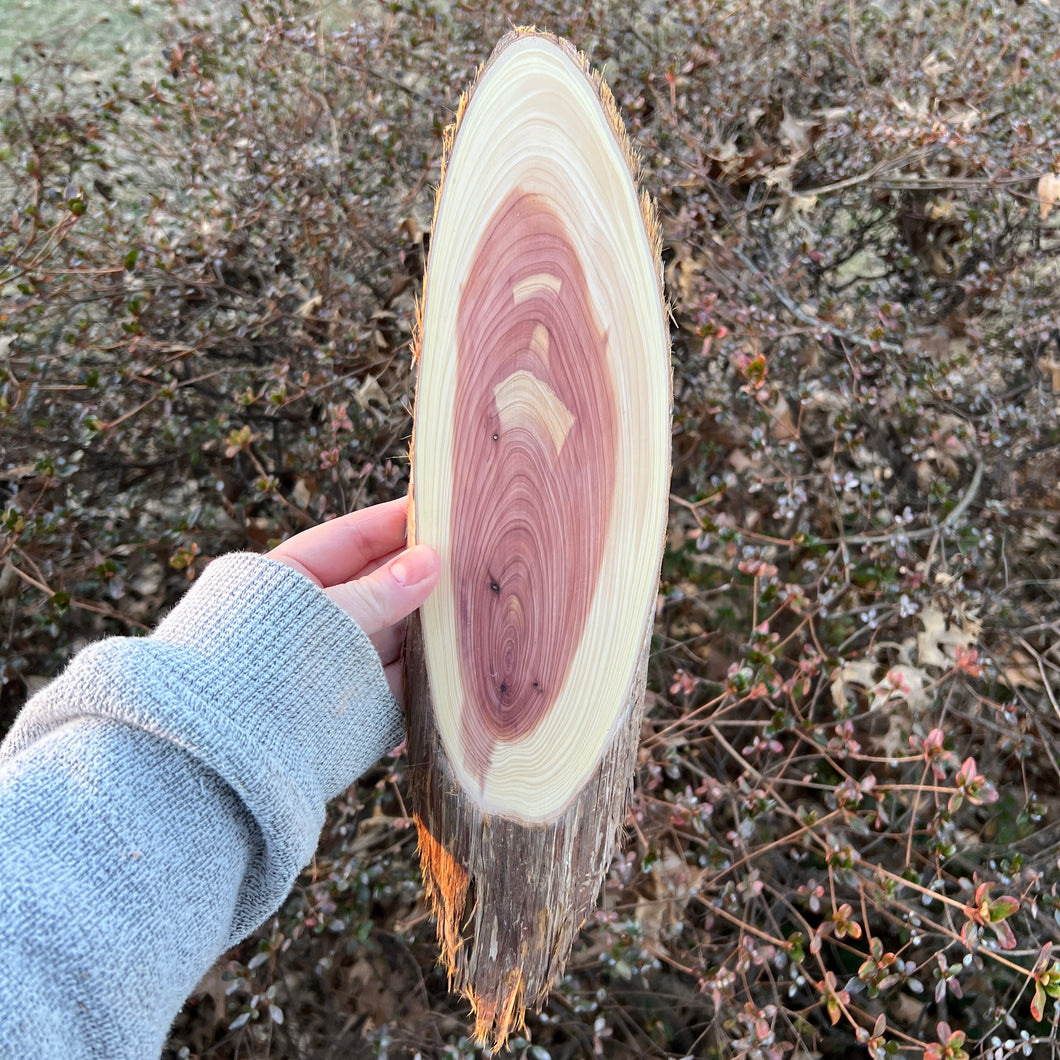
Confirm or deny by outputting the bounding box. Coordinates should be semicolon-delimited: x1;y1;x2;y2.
724;241;905;356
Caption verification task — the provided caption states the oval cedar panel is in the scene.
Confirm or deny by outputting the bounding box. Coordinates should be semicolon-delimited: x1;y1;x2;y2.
406;28;670;1046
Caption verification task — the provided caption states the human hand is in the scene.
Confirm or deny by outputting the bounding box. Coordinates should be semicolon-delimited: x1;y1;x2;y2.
268;497;439;703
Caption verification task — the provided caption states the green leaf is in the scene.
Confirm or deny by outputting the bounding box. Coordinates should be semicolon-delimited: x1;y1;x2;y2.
1032;981;1046;1022
989;895;1020;921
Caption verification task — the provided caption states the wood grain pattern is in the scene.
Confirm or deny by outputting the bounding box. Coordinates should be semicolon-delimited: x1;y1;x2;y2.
405;27;671;1046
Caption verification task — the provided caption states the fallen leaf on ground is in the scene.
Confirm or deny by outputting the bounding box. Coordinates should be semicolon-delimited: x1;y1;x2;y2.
917;605;976;669
1039;172;1060;221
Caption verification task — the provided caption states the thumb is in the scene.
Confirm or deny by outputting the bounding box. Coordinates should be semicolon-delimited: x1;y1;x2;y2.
324;544;440;636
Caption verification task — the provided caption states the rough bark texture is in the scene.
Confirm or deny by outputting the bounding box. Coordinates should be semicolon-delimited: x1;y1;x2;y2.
406;609;652;1045
404;27;671;1047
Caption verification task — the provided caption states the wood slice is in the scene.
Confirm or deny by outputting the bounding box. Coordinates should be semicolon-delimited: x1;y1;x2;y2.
405;28;671;1047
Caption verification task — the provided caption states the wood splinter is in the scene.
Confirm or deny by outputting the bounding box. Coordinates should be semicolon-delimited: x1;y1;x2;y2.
405;27;671;1048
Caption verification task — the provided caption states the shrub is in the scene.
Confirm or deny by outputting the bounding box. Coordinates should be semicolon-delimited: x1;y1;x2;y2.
0;0;467;723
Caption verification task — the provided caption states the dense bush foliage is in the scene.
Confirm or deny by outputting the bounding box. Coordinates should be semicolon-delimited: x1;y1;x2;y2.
2;0;1059;1057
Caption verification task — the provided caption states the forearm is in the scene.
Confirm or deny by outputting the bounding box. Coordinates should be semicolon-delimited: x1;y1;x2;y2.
0;722;256;1054
0;553;401;1058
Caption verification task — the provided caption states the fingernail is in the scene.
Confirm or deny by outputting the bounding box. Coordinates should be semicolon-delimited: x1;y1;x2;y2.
391;558;412;586
390;545;439;587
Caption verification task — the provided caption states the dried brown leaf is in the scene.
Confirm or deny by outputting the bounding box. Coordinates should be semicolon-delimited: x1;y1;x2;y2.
916;605;976;669
1039;172;1060;221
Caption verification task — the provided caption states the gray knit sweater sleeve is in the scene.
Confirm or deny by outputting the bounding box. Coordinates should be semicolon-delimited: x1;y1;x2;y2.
0;552;403;1059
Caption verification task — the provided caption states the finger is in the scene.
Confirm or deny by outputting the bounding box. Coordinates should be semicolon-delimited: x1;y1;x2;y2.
269;497;410;589
324;544;440;636
358;545;404;579
382;658;405;705
370;623;405;671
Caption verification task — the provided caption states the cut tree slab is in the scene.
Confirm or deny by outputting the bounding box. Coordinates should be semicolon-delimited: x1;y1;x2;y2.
405;28;671;1047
